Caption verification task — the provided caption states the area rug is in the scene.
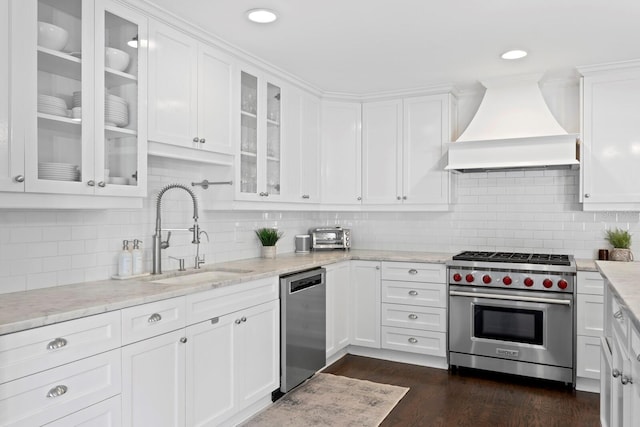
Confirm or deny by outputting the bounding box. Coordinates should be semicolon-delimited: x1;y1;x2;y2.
241;373;409;427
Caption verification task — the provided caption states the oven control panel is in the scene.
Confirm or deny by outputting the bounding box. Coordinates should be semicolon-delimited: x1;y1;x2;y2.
448;268;575;293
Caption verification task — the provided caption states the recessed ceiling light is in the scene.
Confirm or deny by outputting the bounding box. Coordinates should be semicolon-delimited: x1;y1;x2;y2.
246;9;278;23
501;49;528;60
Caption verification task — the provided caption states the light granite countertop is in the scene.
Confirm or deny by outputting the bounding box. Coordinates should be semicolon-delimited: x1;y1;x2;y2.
0;250;454;336
597;261;640;331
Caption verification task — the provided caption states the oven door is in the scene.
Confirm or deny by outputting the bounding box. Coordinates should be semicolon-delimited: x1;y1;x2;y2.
449;285;573;368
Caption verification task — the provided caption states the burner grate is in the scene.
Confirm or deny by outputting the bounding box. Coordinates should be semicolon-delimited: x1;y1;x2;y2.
452;251;571;266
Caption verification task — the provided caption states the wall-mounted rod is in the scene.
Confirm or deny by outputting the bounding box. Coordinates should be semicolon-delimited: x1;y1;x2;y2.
191;180;233;190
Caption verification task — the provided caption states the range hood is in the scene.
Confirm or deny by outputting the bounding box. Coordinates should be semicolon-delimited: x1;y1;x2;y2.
446;74;579;172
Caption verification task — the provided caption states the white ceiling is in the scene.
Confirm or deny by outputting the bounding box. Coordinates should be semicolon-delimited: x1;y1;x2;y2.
146;0;640;95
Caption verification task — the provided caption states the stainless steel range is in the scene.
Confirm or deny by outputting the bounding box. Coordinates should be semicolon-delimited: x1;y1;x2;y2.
447;251;576;385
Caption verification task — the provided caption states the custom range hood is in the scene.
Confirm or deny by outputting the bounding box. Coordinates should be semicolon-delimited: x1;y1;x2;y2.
446;74;579;172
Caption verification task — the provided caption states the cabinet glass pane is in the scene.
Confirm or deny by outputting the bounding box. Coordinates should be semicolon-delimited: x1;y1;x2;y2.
266;83;280;195
37;0;82;183
241;72;257;115
240;72;258;194
241;154;257;193
104;11;138;187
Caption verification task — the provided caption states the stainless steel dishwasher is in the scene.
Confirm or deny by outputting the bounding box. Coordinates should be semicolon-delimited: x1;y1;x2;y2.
280;267;326;393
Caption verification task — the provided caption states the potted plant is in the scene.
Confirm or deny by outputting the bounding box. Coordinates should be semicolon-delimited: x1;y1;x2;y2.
605;228;634;262
255;227;283;259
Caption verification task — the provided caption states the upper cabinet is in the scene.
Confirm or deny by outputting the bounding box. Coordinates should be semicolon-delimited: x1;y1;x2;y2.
3;0;147;206
580;61;640;211
362;94;456;209
147;20;233;164
0;0;19;192
236;67;283;201
320;100;362;205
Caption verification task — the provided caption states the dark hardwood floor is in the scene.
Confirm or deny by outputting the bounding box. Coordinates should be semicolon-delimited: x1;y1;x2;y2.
323;355;600;427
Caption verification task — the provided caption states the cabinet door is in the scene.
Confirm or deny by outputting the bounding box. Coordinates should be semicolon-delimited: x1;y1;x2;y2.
361;100;402;205
0;0;23;192
402;94;453;205
122;329;187;427
235;300;279;410
44;395;121;427
325;262;351;358
577;294;604;336
320;101;362;204
350;261;381;348
577;335;602;380
197;44;232;154
186;315;236;427
582;66;640;208
147;20;198;148
601;337;613;427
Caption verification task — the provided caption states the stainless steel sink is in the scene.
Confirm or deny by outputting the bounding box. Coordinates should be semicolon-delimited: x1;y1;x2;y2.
151;269;251;286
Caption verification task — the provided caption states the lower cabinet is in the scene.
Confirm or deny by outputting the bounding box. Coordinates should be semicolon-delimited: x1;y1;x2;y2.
350;260;381;348
325;261;351;359
576;271;604;392
45;396;122;427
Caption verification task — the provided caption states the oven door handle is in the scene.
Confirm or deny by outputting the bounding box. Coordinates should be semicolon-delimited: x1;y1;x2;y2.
449;290;572;306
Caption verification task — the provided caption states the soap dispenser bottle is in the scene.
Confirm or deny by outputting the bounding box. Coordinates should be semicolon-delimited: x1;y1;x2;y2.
118;240;133;277
132;239;144;275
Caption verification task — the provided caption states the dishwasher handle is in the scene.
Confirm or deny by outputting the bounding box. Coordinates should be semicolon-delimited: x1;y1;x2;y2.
283;268;326;294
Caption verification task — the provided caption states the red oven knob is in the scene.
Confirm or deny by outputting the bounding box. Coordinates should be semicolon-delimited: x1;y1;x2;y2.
453;273;462;282
482;275;492;284
543;279;553;288
465;274;475;283
524;277;534;287
558;279;568;289
503;276;512;286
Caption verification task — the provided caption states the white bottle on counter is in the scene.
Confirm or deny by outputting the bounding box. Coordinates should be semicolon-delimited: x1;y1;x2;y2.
132;239;144;275
118;240;132;277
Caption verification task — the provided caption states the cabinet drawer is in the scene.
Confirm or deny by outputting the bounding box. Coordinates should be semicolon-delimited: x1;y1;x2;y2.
577;294;604;337
44;395;121;427
381;303;446;332
610;295;629;347
577;271;604;295
576;335;602;380
121;297;186;345
0;349;121;427
381;280;446;307
381;262;446;283
186;276;278;325
631;321;640;371
381;326;446;357
0;311;121;384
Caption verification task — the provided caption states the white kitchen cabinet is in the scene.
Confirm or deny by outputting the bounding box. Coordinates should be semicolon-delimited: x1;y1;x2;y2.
576;271;604;392
350;260;381;348
320;100;362;205
362;94;455;208
237;67;284;201
147;20;233;162
325;262;351;359
3;0;147;207
122;329;187;427
45;395;121;427
281;87;321;203
580;61;640;210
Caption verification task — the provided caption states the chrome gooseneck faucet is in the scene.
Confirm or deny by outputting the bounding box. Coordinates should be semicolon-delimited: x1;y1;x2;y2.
152;183;204;274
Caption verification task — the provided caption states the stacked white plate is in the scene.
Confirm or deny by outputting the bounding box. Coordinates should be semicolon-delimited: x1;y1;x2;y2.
105;94;128;127
38;162;79;181
38;94;68;117
72;91;81;108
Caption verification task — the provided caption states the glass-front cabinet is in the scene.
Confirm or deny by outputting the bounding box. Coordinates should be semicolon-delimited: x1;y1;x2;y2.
238;69;281;200
9;0;147;199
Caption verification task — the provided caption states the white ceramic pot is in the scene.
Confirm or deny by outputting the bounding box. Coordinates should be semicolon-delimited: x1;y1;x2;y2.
38;21;69;51
609;248;634;262
261;246;276;259
105;47;130;72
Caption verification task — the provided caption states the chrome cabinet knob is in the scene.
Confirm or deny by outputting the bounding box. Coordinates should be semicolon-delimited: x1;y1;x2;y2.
613;369;622;378
180;337;187;344
199;138;205;143
621;375;633;385
46;385;68;398
584;193;591;198
357;196;362;201
403;196;407;200
241;316;247;323
408;337;418;344
408;314;418;320
148;313;162;323
235;318;242;324
47;337;68;350
408;269;418;275
302;194;310;199
98;181;106;187
193;137;199;142
87;180;95;186
408;290;418;296
14;175;24;183
614;310;623;320
397;196;401;200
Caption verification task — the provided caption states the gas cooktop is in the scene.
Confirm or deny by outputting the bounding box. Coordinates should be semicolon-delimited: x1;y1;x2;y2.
452;251;572;266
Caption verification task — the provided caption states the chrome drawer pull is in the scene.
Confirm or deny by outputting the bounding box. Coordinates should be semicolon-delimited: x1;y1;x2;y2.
614;310;623;319
408;290;418;296
408;269;418;275
235;318;242;325
613;369;622;378
621;376;633;385
46;385;68;398
47;337;68;350
241;316;247;323
408;314;418;320
408;337;418;344
148;313;162;323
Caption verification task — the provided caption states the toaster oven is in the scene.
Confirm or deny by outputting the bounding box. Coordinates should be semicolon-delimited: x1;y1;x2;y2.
310;227;351;250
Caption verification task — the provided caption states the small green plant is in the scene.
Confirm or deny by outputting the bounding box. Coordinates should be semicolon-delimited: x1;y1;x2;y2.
605;228;632;249
255;227;283;246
